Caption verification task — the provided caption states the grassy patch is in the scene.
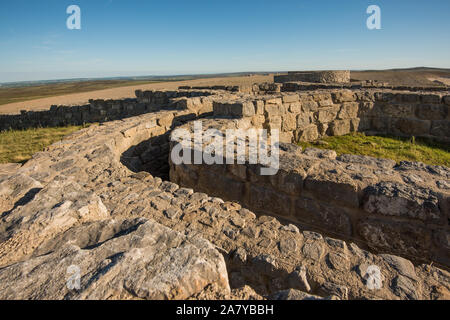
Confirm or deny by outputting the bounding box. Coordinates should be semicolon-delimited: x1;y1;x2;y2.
0;125;85;164
298;133;450;167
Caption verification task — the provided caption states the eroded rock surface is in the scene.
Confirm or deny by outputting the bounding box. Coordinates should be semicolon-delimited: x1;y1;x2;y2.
0;218;230;300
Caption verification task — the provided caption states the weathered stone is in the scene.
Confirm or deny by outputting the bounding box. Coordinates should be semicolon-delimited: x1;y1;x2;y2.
430;120;450;137
382;103;415;118
0;179;108;267
415;104;447;120
282;94;299;103
380;254;417;280
251;255;278;275
249;185;291;217
279;237;298;255
393;118;431;136
391;275;418;300
281;113;297;131
281;224;300;234
296;125;319;142
305;163;360;208
295;197;352;236
302;242;324;261
303;148;337;159
328;119;351;136
326;252;350;271
337;154;395;169
358;218;432;259
337;102;359;119
0;219;230;300
269;289;332;300
314;106;339;122
332;91;355;103
363;182;442;222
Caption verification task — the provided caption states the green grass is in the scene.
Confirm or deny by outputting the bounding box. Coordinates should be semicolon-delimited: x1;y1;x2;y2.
0;125;86;164
0;80;164;106
298;133;450;167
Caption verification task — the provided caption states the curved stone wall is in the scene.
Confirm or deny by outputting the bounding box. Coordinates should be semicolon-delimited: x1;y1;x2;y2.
0;87;449;299
169;119;450;267
211;89;450;143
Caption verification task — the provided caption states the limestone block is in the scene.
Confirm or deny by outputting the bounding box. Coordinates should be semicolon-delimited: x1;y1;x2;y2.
296;125;319;142
421;94;441;104
300;99;319;112
304;162;360;208
363;182;442;222
213;101;255;118
249;185;291;217
337;102;359;120
430;120;450;137
332;91;356;103
371;117;391;132
279;132;294;143
382;103;415;118
294;197;352;236
288;102;302;113
393;118;431;136
442;95;450;105
281;113;297;132
397;93;420;103
265;98;282;105
269;169;305;195
255;100;265;115
0;219;230;300
415;104;447;120
251;115;265;126
265;104;281;117
282;94;300;103
350;118;361;132
314;106;340;123
328;119;351;136
296;112;313;130
358;218;432;259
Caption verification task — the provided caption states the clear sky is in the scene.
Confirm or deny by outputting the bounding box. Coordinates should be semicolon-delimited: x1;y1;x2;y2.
0;0;449;82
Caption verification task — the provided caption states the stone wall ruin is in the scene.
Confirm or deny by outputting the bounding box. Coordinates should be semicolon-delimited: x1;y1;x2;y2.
0;80;449;300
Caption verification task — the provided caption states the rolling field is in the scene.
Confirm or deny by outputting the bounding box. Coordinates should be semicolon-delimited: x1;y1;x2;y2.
0;74;273;114
351;67;450;86
0;79;165;106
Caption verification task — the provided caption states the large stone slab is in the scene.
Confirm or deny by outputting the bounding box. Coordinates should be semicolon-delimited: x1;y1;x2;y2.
0;218;230;300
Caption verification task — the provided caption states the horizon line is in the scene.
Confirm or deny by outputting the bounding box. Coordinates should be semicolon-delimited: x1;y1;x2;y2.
1;66;449;86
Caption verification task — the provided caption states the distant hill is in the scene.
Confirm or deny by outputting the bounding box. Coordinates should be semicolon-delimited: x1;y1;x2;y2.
351;67;450;86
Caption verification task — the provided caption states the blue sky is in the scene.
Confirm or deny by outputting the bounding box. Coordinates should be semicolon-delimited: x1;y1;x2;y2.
0;0;449;82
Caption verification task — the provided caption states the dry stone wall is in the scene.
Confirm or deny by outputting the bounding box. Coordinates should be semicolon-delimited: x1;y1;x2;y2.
169;120;450;267
211;89;450;143
275;71;351;84
0;90;215;131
